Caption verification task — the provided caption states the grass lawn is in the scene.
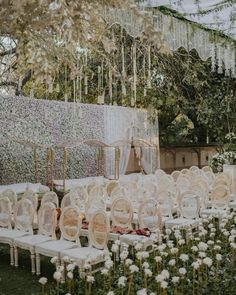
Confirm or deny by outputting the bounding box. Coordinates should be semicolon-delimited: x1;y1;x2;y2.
0;245;55;295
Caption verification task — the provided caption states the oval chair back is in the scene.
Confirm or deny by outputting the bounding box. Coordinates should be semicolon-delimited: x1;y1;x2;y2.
178;192;200;219
14;199;34;234
38;202;57;239
0;189;17;212
59;205;82;245
41;191;59;208
111;197;133;229
138;199;162;232
0;197;12;229
211;185;230;210
88;210;110;250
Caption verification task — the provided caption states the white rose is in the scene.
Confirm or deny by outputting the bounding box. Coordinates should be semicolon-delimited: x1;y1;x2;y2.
179;267;187;275
38;277;47;285
172;276;180;284
161;281;168;289
86;275;95;283
67;272;73;279
53;271;62;282
203;257;213;267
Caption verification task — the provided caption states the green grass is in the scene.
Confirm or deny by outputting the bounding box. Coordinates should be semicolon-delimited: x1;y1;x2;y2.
0;245;55;295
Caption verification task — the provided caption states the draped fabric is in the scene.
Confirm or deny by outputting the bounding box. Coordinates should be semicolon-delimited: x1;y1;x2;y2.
104;6;236;77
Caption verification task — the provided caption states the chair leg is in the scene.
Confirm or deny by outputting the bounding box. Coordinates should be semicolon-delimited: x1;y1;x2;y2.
61;260;65;283
10;245;14;266
14;246;18;267
36;253;41;275
30;251;36;274
79;267;85;279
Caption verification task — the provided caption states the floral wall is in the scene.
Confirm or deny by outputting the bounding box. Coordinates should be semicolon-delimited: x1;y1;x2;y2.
0;95;149;184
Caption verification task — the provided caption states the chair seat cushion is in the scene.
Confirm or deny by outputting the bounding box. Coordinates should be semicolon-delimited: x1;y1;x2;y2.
36;240;77;257
164;218;198;229
14;234;53;250
0;229;29;245
120;234;153;249
201;208;229;217
60;247;104;267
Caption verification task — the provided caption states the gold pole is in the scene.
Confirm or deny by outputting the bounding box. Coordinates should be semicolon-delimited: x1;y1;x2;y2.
34;147;39;183
115;147;120;180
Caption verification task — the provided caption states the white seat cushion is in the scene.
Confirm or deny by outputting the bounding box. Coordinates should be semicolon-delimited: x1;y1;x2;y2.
120;234;153;249
0;229;29;245
36;240;77;257
60;247;104;267
164;218;198;229
14;234;53;250
201;208;229;217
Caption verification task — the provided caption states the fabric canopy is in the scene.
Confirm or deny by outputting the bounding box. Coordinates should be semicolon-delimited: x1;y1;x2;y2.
141;0;236;39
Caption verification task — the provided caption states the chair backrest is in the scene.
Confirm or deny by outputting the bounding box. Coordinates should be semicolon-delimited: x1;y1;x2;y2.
0;189;17;212
156;190;173;217
204;171;215;186
88;210;110;250
88;185;105;200
0;197;12;229
176;175;190;193
14;199;34;234
181;168;189;175
121;181;138;194
202;166;213;173
211;185;230;209
59;205;81;245
61;193;73;210
193;177;209;194
142;183;158;196
41;191;59;208
138;199;162;232
106;181;119;197
214;174;231;187
190;184;206;208
189;166;199;172
111;197;133;229
85;193;106;221
38;202;57;239
22;189;38;212
86;181;97;195
171;170;181;182
155;169;166;179
158;175;175;191
110;186;127;202
178;192;200;219
70;186;88;211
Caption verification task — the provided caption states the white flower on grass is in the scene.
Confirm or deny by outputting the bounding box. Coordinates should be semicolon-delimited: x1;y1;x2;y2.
198;242;208;251
120;251;128;261
207;240;214;245
203;257;213;267
214;245;221;251
229;235;235;242
155;274;165;283
161;270;170;280
168;259;176;266
67;263;76;272
50;256;58;264
111;244;119;253
67;272;73;279
84;263;91;270
223;230;229;237
129;265;139;273
142;262;149;269
101;268;109;276
191;246;198;252
115;240;121;246
118;276;127;287
179;267;187;275
38;277;47;285
125;259;133;266
155;256;162;263
105;259;113;269
136;251;149;260
172;276;180;284
170;247;178;254
57;266;64;272
144;268;152;277
135;243;143;251
107;292;114;295
86;275;95;283
199;252;206;258
62;256;70;263
160;251;168;257
161;281;168;289
178;239;185;246
180;254;189;262
192;261;200;270
53;271;62;282
230;242;236;249
216;254;222;261
137;288;147;295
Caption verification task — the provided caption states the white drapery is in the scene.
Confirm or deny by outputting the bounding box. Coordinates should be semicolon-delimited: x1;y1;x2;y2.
104;106;134;175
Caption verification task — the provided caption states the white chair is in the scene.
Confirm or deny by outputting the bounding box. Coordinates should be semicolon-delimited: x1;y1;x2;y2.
189;166;199;172
61;193;73;210
41;191;59;208
165;192;200;230
202;166;213;173
22;189;38;212
171;170;181;182
156;190;174;220
111;197;133;229
85;188;106;221
181;168;189;175
13;202;57;273
176;175;190;193
155;169;166;179
106;181;119;198
0;189;17;213
110;186;127;202
201;185;230;218
60;210;110;278
35;205;82;275
0;199;34;266
138;199;162;232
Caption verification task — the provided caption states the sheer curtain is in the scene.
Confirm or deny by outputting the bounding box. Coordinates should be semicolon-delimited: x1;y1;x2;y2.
104;106;134;175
